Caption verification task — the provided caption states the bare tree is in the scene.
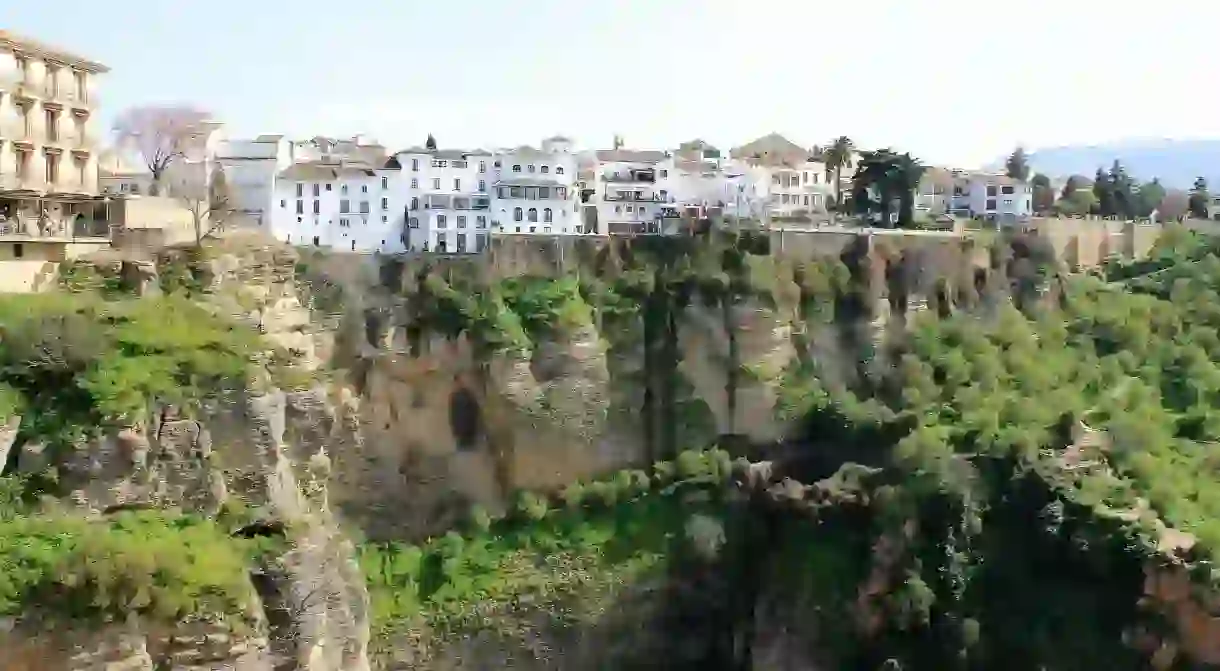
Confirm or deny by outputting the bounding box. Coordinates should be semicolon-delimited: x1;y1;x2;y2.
179;165;237;246
112;105;213;196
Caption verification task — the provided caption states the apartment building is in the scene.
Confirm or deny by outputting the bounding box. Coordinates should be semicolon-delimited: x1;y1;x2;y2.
0;30;108;249
269;157;402;252
396;146;492;254
588;149;669;235
966;173;1032;223
212;134;292;226
731;133;833;220
492;136;580;236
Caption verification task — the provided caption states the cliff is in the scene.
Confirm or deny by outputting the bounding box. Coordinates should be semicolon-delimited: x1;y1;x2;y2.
4;224;1219;670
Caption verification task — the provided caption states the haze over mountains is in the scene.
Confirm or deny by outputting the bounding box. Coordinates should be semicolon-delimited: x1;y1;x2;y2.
987;139;1220;188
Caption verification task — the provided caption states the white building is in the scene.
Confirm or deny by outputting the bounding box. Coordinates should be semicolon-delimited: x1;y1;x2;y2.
269;158;402;252
212;134;292;226
730;133;834;221
586;149;669;235
965;174;1032;223
396;147;493;254
491;137;581;236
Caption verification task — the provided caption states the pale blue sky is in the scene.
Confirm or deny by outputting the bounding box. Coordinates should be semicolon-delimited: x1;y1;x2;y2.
10;0;1220;167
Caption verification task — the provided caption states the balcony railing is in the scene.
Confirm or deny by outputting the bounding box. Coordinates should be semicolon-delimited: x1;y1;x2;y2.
603;171;656;183
603;192;665;203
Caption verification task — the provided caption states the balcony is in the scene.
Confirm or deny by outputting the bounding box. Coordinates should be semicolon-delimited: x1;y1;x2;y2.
603;191;665;203
603;169;656;183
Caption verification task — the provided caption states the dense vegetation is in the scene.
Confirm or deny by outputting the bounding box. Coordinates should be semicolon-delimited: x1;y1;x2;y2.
0;288;284;626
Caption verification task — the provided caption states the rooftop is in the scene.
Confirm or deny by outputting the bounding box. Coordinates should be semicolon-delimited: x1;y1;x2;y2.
395;147;493;159
0;29;110;74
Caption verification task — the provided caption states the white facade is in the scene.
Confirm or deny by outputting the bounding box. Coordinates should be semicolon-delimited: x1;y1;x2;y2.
491;138;581;236
587;150;670;235
397;148;492;254
966;174;1032;222
213;134;291;226
269;162;402;253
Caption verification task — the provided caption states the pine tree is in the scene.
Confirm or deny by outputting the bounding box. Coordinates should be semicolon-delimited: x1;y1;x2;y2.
1189;176;1210;219
1092;167;1114;216
1005;147;1030;181
425;134;437;151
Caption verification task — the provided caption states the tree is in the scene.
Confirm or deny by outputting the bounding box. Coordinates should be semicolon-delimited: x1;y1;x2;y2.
1158;189;1189;221
1108;160;1135;219
1055;188;1097;216
1030;174;1055;214
1188;176;1210;219
612;134;625;150
111;105;213;196
824;136;855;210
425;134;438;151
1135;178;1166;218
1005;147;1030;181
1092;167;1114;217
180;165;237;246
851;149;925;228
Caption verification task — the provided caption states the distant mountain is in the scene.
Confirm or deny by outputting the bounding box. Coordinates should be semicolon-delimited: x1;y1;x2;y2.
987;139;1220;189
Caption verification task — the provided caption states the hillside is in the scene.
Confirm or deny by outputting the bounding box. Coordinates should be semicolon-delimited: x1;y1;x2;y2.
2;228;1220;669
989;139;1220;187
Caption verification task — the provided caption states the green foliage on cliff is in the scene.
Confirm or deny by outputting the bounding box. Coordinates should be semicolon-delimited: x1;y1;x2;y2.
0;504;258;623
761;230;1220;669
0;292;265;444
360;449;733;658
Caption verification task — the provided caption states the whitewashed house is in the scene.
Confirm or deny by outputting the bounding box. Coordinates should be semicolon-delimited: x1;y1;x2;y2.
588;149;669;235
269;158;402;252
491;136;581;236
396;146;493;254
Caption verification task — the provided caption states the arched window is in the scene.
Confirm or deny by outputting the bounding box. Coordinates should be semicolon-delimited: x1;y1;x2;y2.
409;217;419;228
528;208;539;222
540;165;549;174
410;197;418;210
543;208;553;223
513;207;524;222
555;166;565;175
512;164;522;173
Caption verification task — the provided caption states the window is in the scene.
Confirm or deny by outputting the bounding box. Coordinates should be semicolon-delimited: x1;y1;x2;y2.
360;201;370;214
528;208;539;222
457;215;467;228
478;161;486;173
527;164;536;173
529;226;536;233
409;217;420;228
476;234;488;252
280;199;287;208
510;186;524;198
381;176;389;189
556;166;564;175
557;187;567;199
382;216;387;222
296;184;304;197
411;159;419;171
512;164;522;173
381;198;388;209
432;178;441;190
452;160;467;168
476;215;487;229
295;200;304;214
513;207;523;222
436;238;447;253
544;208;553;223
478;180;486;192
804;195;810;206
12;243;23;258
341;184;349;194
457;236;467;253
986;199;997;210
45;109;58;142
340;200;350;213
453;178;461;191
437;214;447;228
541;165;549;174
432;159;448;168
660;170;668;178
361;184;368;193
1001;185;1015;195
411;178;418;188
986;185;997;197
313;200;320;214
410;197;419;210
325;183;332;191
544;226;552;234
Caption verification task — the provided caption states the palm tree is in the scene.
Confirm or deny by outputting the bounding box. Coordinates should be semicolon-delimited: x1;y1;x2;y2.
823;136;855;211
893;153;927;228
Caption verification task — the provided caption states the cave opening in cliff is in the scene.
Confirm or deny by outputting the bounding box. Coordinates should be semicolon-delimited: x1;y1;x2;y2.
449;387;482;451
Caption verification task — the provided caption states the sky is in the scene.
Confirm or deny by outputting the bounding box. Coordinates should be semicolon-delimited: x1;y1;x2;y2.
9;0;1220;168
